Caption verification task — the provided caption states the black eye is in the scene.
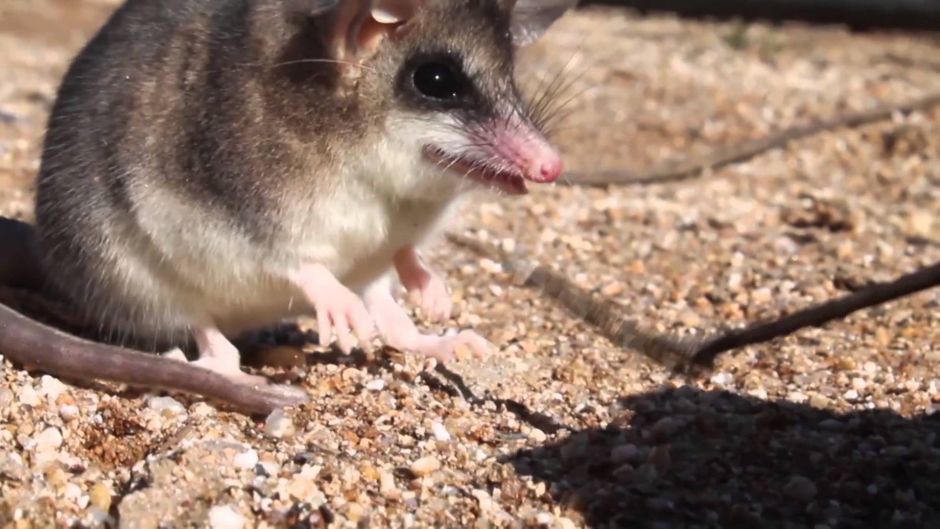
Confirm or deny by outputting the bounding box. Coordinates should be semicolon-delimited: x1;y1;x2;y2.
412;62;464;101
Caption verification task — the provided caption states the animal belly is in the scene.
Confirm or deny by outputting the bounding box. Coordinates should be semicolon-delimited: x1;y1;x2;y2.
206;278;312;336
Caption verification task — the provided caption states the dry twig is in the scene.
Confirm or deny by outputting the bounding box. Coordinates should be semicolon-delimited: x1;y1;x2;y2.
690;260;940;368
448;232;940;372
446;232;699;369
564;91;940;186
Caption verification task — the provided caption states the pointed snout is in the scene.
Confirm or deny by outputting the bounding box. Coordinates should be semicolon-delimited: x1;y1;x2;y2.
526;145;564;183
493;125;564;184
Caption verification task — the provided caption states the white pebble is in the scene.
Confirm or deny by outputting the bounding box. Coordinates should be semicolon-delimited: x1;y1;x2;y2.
264;409;294;439
233;449;259;470
147;396;186;416
62;482;83;503
39;376;69;400
19;385;40;406
365;379;386;391
928;379;940;395
33;427;63;451
0;389;13;407
431;421;451;442
471;489;493;512
751;287;773;303
787;391;807;404
710;372;733;386
843;389;859;400
748;388;768;400
410;456;441;476
526;427;547;443
59;404;80;422
208;505;245;529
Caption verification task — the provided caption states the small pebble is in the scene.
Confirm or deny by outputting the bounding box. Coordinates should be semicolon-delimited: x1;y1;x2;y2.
526;427;547;443
20;385;40;406
787;391;808;404
39;376;68;401
431;421;452;442
365;379;386;391
751;287;773;303
410;456;441;477
648;445;671;472
380;470;399;500
147;396;186;416
33;427;63;451
59;405;80;422
89;483;112;511
610;444;639;464
264;409;295;439
710;372;733;386
783;476;818;502
471;489;493;512
233;449;259;470
208;505;245;529
650;417;682;440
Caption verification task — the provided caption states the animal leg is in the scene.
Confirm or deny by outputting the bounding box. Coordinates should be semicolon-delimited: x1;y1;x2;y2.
189;326;267;386
364;275;491;362
393;246;452;322
290;263;376;353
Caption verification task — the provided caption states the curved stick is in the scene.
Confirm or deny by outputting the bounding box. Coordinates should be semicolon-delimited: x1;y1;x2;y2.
691;261;940;367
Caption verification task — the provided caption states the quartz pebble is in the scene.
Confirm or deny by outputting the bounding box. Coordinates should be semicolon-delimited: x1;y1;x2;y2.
233;449;258;470
264;409;295;439
147;396;186;416
431;421;452;442
208;505;245;529
410;456;441;477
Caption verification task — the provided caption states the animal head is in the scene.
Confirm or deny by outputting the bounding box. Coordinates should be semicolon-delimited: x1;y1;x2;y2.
270;0;575;197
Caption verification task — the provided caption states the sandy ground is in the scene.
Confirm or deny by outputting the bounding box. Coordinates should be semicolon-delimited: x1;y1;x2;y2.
1;0;939;527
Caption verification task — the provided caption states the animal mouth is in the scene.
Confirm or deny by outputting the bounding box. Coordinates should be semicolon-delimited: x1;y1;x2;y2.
423;147;528;195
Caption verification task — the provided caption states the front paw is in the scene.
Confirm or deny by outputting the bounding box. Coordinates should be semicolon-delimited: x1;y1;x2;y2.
292;264;377;354
409;271;453;323
414;329;493;362
312;286;376;354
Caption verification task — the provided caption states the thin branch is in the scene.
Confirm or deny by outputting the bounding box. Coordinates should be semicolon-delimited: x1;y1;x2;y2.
564;91;940;187
690;260;940;368
448;232;940;374
446;232;699;369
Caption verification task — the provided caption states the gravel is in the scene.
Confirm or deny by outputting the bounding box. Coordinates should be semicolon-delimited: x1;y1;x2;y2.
1;0;939;527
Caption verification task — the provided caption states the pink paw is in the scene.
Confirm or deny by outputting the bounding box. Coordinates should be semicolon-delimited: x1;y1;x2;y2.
413;329;494;363
364;278;490;363
394;246;452;323
292;264;376;354
408;271;453;323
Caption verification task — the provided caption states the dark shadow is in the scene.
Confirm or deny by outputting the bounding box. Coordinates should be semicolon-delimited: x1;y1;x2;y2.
577;0;940;33
507;387;940;528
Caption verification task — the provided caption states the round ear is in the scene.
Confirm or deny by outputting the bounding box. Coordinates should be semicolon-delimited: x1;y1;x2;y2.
371;0;422;23
313;0;424;61
506;0;577;47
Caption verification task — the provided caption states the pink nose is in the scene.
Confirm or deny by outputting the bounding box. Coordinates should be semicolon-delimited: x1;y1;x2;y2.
529;151;563;183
